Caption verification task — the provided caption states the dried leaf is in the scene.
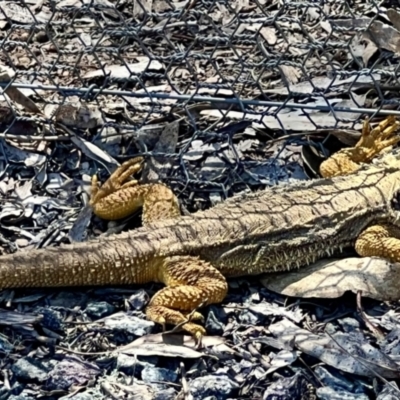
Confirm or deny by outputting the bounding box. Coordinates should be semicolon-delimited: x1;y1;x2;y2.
261;257;400;302
0;68;42;114
201;109;363;132
68;205;92;243
270;319;400;378
70;134;119;169
83;58;163;80
116;333;224;358
141;120;179;183
0;309;42;326
248;302;304;323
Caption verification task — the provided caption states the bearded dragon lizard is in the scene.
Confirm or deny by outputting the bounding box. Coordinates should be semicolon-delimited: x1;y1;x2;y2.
1;116;400;338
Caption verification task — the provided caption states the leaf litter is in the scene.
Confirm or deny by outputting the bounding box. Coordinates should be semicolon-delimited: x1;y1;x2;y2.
1;1;400;399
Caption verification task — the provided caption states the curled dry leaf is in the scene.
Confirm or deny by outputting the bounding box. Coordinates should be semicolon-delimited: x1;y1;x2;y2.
261;257;400;302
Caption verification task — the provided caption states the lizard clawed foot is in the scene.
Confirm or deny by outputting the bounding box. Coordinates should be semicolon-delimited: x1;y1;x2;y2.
358;115;400;158
320;116;400;178
146;305;207;339
90;157;144;206
90;157;150;220
89;156;180;222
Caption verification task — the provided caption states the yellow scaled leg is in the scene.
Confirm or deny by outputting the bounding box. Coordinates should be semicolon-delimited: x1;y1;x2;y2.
90;157;228;339
90;157;180;223
320;116;400;178
147;256;228;339
355;225;400;262
319;116;400;275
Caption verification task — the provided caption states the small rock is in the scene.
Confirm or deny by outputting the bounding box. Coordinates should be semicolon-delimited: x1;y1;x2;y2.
127;290;149;311
190;375;238;400
46;357;101;391
49;291;87;309
104;313;154;336
85;301;115;318
263;372;313;400
12;357;54;382
35;307;64;331
141;365;178;384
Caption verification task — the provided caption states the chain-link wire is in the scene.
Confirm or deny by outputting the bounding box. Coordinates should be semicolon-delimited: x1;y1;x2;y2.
0;0;400;205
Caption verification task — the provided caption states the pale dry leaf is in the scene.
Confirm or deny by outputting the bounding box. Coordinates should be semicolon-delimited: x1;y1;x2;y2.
0;3;35;23
266;350;298;375
263;74;381;96
333;92;366;121
0;309;41;326
0;202;24;222
14;181;32;200
133;0;152;17
307;7;320;20
349;34;377;66
70;135;119;169
269;319;400;378
365;21;400;55
260;27;277;45
261;257;400;302
279;65;302;85
2;142;46;167
201;109;363;132
117;333;224;358
248;302;304;323
83;59;163;80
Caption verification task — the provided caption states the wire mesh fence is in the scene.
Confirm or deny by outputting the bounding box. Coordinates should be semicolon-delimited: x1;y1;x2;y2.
0;0;400;214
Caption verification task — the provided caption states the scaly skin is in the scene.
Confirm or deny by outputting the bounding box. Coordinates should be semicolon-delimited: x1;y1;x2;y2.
1;116;400;338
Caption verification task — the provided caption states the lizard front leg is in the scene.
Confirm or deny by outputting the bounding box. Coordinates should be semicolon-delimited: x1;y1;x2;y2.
320;117;400;274
90;157;228;338
319;116;400;178
355;225;400;263
90;157;180;223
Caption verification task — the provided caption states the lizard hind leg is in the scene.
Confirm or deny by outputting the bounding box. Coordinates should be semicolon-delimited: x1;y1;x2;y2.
319;116;400;178
146;255;228;339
